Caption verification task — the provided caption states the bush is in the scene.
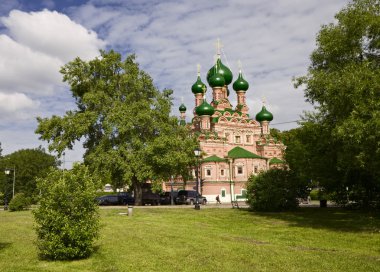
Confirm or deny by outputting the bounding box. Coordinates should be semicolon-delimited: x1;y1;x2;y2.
9;193;31;211
246;169;308;211
309;189;319;200
33;164;100;260
0;192;4;206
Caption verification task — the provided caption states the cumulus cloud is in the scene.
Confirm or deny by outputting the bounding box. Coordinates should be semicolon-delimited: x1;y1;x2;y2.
0;34;62;95
2;9;105;62
0;92;39;119
0;9;105;117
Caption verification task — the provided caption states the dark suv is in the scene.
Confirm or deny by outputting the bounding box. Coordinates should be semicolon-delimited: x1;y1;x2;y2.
176;190;207;205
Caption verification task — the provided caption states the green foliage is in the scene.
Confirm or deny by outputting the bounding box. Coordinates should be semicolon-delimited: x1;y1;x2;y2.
246;169;308;211
8;193;30;211
293;0;380;207
309;189;319;200
33;164;99;260
0;147;59;202
95;191;115;198
36;50;198;205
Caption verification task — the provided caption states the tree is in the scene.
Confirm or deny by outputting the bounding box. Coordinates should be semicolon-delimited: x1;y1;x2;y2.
294;0;380;206
33;164;99;260
36;50;197;205
246;169;308;211
0;147;59;202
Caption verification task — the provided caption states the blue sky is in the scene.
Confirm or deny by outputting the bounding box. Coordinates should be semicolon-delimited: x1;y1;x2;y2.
0;0;350;166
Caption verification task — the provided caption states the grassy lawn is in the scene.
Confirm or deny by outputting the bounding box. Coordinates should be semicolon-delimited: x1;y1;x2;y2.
0;207;379;272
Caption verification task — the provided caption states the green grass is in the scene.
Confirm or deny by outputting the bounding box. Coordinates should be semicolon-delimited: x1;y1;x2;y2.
0;207;379;272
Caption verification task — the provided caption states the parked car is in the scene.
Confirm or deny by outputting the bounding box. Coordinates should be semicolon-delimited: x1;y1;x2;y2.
96;192;134;206
96;195;120;205
175;190;207;205
117;192;135;205
160;191;178;205
141;191;161;205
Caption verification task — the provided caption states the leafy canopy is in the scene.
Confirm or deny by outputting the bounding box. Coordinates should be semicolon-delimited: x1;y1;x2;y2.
36;50;197;200
294;0;380;206
0;147;59;202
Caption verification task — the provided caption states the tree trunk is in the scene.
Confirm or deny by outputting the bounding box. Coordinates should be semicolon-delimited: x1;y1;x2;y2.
132;175;143;206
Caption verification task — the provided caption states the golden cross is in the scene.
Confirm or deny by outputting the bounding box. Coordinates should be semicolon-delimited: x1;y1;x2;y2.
215;38;222;56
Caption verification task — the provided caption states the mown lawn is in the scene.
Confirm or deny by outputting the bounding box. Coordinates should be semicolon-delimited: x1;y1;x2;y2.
0;207;379;272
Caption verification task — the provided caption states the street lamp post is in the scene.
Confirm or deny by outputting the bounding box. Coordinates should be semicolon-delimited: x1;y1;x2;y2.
170;175;174;206
194;148;201;210
3;176;8;211
5;166;16;199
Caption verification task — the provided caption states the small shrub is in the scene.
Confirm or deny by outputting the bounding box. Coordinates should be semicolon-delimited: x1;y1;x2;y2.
9;193;30;211
33;164;100;260
246;168;308;211
309;189;319;200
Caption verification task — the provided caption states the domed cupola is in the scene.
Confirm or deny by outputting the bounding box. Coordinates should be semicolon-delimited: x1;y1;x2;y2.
233;71;249;92
179;103;187;113
196;99;215;116
255;106;273;122
191;75;207;94
207;58;233;86
209;73;225;88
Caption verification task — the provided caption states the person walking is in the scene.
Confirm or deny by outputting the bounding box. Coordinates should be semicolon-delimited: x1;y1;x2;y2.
216;195;221;204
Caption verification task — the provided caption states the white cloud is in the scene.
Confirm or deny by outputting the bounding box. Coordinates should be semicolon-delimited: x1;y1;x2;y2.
0;34;62;95
0;8;106;164
0;9;105;108
0;92;40;120
2;9;105;62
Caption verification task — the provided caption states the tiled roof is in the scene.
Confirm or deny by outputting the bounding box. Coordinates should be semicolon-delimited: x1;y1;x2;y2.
228;146;264;159
269;157;285;164
202;155;228;163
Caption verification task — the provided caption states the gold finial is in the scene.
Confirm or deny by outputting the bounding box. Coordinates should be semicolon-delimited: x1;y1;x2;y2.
197;64;201;76
181;96;184;103
238;60;242;73
213;55;218;65
261;96;267;105
215;38;222;57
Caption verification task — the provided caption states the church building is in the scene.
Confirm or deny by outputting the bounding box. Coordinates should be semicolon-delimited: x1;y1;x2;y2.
168;43;285;204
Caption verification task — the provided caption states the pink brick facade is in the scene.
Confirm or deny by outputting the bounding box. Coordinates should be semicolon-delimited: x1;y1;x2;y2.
165;49;285;204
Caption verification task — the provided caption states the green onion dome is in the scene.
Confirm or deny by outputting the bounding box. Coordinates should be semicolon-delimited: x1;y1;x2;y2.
209;73;225;88
191;76;207;94
179;103;187;112
233;72;249;92
196;100;215;116
207;58;233;86
255;106;273;122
